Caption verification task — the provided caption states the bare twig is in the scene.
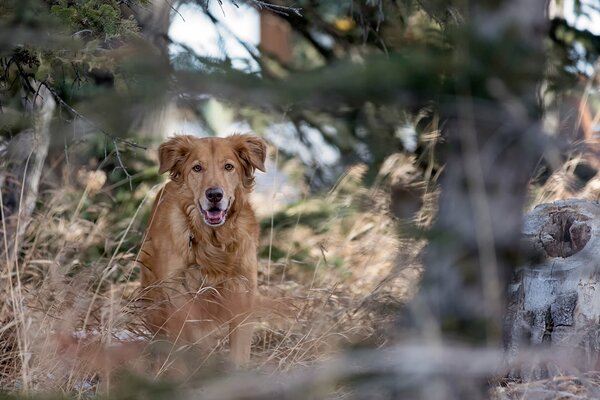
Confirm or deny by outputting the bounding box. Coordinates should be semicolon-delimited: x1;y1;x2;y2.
37;82;145;150
165;0;186;22
30;81;142;189
204;9;264;69
112;139;134;190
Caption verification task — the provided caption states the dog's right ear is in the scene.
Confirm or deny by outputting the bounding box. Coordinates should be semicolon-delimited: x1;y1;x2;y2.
158;135;194;181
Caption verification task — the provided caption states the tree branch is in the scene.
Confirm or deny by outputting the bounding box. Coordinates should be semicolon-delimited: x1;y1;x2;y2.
39;82;146;151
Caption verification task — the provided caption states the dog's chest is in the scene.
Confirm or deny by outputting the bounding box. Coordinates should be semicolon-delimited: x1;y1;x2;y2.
184;238;240;284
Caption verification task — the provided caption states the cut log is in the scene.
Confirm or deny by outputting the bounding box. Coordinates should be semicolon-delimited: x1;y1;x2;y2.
505;199;600;379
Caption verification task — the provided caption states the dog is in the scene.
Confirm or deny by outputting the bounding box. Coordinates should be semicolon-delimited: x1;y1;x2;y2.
138;133;266;365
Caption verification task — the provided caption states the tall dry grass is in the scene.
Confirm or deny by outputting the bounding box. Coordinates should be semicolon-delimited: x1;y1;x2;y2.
0;149;426;398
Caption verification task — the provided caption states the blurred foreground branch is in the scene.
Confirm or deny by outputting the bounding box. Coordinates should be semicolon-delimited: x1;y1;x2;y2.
410;0;548;352
187;343;586;400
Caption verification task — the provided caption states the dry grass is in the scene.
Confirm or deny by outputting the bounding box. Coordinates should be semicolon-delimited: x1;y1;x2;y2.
493;374;600;400
530;154;600;207
5;130;597;399
0;151;425;397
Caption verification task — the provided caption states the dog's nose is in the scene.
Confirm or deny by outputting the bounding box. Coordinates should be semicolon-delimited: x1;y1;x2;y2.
205;187;223;203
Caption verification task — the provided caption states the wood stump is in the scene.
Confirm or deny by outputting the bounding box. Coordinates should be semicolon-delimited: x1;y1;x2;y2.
505;199;600;379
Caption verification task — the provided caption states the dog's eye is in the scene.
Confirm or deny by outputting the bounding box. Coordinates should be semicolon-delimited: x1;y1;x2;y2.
224;163;234;171
192;165;203;172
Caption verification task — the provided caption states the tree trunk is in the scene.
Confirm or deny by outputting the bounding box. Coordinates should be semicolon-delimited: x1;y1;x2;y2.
1;81;55;259
505;199;600;379
122;0;173;140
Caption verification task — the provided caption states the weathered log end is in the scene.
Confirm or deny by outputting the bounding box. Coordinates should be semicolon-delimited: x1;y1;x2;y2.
540;208;591;258
506;199;600;379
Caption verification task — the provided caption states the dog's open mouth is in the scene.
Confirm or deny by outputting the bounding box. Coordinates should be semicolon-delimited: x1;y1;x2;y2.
199;205;228;226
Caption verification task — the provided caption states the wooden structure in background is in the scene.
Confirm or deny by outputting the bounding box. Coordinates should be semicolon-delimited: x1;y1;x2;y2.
260;10;292;65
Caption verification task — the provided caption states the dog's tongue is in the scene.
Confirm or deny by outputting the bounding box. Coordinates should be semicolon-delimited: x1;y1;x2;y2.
206;209;225;223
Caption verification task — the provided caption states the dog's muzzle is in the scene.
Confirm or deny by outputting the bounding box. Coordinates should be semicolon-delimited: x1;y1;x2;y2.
198;192;230;227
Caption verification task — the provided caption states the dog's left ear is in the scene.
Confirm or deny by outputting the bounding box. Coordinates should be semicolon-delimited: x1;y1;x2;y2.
230;133;267;188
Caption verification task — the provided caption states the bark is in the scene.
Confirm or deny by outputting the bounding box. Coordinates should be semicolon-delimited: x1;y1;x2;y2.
505;199;600;379
260;10;292;65
122;0;173;140
1;81;55;258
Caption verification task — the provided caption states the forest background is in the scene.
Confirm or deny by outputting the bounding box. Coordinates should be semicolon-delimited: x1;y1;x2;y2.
1;0;600;398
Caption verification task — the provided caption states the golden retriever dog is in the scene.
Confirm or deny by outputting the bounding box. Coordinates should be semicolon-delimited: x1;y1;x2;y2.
138;133;266;365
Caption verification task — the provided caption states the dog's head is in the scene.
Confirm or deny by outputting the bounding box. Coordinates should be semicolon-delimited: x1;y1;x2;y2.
158;134;267;227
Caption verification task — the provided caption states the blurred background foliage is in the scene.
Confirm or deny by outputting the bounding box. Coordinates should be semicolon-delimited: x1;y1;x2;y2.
0;0;600;398
1;0;597;189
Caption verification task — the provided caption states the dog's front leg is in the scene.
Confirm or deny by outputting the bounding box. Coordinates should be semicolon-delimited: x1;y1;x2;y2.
229;313;254;365
226;279;256;366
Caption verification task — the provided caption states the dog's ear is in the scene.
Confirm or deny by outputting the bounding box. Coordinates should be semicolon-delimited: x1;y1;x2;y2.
230;133;267;189
158;135;194;180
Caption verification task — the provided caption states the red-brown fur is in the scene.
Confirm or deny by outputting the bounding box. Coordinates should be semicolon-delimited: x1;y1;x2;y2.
138;133;266;365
